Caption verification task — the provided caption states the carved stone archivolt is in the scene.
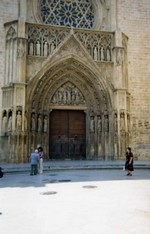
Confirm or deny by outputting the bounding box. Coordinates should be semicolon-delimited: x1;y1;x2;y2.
28;57;111;113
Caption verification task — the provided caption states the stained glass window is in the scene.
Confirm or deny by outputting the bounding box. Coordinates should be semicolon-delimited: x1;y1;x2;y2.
39;0;94;29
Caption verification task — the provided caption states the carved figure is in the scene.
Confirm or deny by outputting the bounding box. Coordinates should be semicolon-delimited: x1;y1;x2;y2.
29;42;34;55
8;116;12;131
120;113;125;131
101;46;104;61
97;116;102;132
114;113;118;132
36;41;41;56
50;42;55;53
16;111;22;131
116;48;123;66
43;42;48;56
94;47;98;61
38;115;42;132
104;115;109;132
2;115;7;132
90;116;95;133
43;116;48;132
31;113;36;131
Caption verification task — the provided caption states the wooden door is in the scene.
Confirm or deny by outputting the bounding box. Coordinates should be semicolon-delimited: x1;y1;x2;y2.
50;110;86;160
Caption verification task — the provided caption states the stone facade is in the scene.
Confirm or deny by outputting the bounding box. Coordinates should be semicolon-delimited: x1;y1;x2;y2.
0;0;149;162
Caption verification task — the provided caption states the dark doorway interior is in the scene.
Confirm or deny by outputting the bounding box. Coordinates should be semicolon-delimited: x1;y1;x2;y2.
50;110;86;160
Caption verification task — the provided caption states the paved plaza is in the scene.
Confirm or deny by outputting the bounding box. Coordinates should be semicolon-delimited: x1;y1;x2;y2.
0;169;150;234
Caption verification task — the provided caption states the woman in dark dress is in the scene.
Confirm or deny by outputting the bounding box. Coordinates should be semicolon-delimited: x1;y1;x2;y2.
125;147;134;176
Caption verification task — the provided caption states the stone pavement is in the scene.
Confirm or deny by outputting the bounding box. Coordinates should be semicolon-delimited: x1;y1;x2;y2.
0;169;150;234
0;160;150;173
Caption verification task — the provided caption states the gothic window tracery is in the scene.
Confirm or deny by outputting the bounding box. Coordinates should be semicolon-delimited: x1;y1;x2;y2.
39;0;94;29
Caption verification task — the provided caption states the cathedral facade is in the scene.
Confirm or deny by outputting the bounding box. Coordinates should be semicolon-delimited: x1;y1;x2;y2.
0;0;150;163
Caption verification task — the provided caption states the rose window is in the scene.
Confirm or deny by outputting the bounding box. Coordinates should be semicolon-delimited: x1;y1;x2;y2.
39;0;94;29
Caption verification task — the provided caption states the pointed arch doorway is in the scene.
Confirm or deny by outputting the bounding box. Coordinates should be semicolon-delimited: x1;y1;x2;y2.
50;110;86;160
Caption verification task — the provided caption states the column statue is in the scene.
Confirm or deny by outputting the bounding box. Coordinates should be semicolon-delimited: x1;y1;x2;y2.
16;111;22;131
38;115;42;132
31;113;36;131
90;116;95;133
8;116;12;131
43;115;48;133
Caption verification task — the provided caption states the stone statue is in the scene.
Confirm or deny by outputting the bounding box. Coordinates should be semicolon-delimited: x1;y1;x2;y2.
58;89;63;102
120;113;125;131
29;42;34;56
97;116;102;132
43;41;48;57
114;113;118;132
8;116;12;131
90;116;95;133
104;115;109;132
16;111;22;131
38;115;42;132
31;113;36;131
36;41;41;56
107;48;111;61
50;42;55;53
116;48;123;66
2;115;7;132
94;47;98;61
101;46;104;61
43;115;48;132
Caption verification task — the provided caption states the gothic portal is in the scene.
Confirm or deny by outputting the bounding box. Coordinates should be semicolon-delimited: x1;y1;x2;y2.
0;0;132;162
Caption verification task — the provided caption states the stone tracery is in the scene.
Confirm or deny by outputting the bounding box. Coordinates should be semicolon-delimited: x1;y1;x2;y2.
27;24;113;62
39;0;94;29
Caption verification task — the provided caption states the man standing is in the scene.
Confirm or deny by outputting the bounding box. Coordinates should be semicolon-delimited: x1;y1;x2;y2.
30;149;39;175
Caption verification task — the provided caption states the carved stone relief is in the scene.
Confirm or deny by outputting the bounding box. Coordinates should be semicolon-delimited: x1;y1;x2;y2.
50;82;86;106
27;22;113;63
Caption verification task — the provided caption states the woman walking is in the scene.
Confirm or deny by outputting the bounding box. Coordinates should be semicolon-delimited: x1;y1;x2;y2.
38;146;44;174
125;147;134;176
